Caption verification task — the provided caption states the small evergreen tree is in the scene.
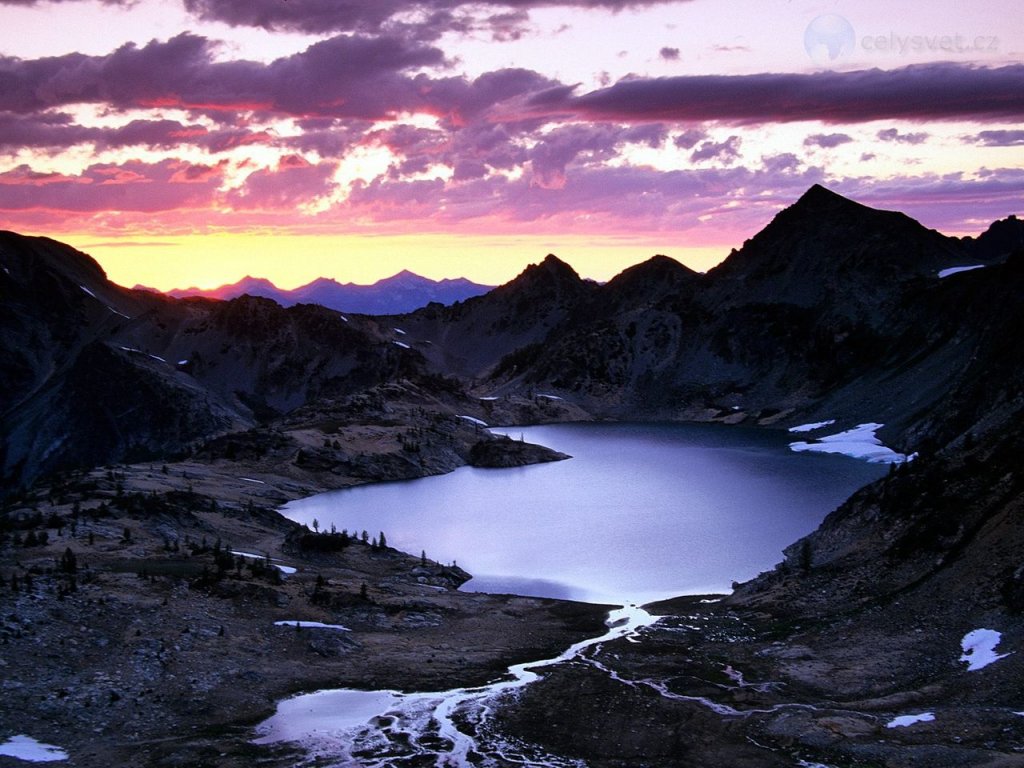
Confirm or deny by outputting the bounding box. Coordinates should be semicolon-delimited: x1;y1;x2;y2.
60;547;77;574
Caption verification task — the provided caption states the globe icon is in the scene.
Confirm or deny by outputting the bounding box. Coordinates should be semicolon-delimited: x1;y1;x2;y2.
804;14;855;66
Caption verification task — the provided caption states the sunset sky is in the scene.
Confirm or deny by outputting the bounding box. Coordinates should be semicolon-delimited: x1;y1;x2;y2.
1;0;1021;290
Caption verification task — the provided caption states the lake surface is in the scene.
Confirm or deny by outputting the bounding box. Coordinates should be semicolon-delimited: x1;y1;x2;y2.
282;423;886;604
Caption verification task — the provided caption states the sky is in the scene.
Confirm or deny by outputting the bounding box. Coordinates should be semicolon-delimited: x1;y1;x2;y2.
0;0;1021;290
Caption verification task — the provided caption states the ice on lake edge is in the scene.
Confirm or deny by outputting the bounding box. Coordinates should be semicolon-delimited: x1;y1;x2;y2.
789;422;913;464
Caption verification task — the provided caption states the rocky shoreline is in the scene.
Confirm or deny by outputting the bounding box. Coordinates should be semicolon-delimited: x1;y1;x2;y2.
0;405;602;768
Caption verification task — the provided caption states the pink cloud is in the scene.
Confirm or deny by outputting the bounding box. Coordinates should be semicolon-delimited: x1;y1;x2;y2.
224;158;337;210
0;159;224;211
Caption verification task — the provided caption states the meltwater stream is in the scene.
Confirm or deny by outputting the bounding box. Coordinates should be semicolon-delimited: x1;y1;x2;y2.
255;605;657;767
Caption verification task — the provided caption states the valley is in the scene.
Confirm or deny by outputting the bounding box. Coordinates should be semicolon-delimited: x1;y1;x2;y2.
2;185;1024;767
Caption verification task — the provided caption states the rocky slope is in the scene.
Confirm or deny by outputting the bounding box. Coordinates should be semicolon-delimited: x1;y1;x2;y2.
394;186;1019;444
1;233;485;490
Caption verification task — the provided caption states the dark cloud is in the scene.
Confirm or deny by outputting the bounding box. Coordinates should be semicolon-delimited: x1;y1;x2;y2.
529;124;633;188
7;40;1018;134
0;32;447;121
180;0;683;36
540;63;1024;124
659;47;680;61
876;128;929;144
965;130;1024;147
0;112;274;153
762;153;801;174
690;135;741;164
804;132;853;149
673;128;706;149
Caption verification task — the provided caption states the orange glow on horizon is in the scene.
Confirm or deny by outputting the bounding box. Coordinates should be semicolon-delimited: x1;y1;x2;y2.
68;232;731;291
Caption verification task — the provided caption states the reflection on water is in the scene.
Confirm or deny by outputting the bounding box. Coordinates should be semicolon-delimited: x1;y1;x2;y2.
282;423;885;604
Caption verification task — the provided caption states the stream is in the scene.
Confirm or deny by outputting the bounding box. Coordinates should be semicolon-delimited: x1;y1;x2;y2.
255;605;658;766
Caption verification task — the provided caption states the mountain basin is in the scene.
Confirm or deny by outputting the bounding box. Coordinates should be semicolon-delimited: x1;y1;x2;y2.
281;422;886;605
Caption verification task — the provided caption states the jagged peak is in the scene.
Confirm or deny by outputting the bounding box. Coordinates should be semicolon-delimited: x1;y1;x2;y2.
493;254;584;299
538;253;581;278
796;183;848;204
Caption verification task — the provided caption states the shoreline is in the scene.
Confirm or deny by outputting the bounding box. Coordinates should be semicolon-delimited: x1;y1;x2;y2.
0;440;612;768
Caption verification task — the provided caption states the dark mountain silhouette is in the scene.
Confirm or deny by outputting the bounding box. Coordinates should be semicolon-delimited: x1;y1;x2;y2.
445;184;1014;434
140;269;493;315
1;232;430;487
958;214;1024;262
387;254;595;378
6;187;1020;489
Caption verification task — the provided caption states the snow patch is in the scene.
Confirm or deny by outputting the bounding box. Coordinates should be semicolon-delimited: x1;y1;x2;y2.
274;620;350;631
535;393;563;400
231;550;268;560
938;265;985;279
0;735;69;762
478;396;499;401
393;327;406;335
231;551;297;575
960;628;1012;671
176;359;189;366
886;712;934;728
788;419;836;433
458;415;489;427
109;307;131;319
392;341;410;349
148;354;166;363
340;315;348;322
238;477;265;484
78;284;97;299
789;422;912;464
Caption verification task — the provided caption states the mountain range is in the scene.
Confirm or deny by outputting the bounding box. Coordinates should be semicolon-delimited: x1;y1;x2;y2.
138;270;494;315
3;184;1023;490
3;184;1024;766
